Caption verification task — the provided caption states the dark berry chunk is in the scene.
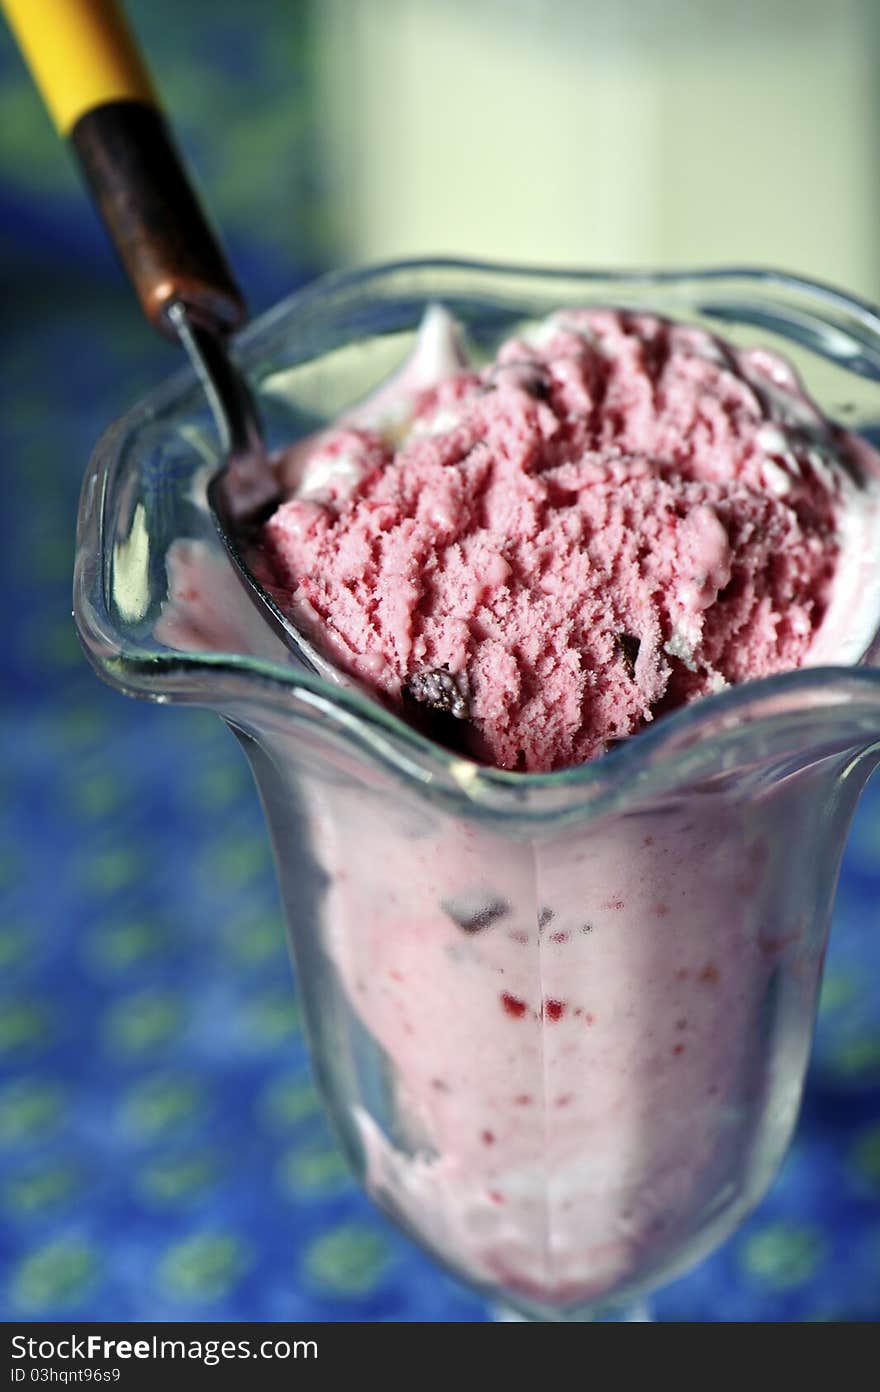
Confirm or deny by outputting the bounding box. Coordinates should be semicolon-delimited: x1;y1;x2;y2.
614;632;641;678
404;666;469;719
442;894;509;933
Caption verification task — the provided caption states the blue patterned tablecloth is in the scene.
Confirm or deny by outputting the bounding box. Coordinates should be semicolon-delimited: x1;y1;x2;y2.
1;2;879;1323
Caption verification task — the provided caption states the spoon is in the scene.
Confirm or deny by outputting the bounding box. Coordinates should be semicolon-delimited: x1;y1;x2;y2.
2;0;358;689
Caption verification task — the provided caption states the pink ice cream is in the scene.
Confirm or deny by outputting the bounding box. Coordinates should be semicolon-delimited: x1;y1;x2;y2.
310;771;829;1311
155;304;880;1316
257;308;878;771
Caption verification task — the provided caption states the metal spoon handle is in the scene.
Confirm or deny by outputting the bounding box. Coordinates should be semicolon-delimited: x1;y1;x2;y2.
2;0;246;340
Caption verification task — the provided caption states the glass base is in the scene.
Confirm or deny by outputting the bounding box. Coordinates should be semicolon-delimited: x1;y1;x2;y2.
493;1299;653;1322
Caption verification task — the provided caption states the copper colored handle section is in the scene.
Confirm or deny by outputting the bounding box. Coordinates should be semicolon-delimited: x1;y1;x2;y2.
71;99;246;338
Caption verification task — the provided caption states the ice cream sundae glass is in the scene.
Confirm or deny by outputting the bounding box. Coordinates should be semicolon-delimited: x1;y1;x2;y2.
74;261;880;1320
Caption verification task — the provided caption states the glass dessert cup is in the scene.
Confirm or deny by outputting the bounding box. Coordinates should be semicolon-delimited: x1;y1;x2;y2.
74;261;880;1321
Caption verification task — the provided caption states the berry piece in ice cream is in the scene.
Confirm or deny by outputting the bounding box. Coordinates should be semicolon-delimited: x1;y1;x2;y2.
404;666;470;720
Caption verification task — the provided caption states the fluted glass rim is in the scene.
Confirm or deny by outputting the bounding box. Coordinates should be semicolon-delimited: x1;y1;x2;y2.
74;258;880;820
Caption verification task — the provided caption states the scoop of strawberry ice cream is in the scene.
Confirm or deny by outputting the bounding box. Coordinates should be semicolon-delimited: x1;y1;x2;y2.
258;307;875;771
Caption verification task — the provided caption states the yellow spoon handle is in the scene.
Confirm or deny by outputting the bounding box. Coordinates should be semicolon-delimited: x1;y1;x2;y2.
1;0;156;134
1;0;245;337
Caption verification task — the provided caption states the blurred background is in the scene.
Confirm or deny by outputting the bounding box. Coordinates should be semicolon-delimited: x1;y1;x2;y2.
1;0;879;1321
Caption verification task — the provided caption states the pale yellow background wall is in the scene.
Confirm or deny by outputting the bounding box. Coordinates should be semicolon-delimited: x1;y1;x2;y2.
317;0;880;302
